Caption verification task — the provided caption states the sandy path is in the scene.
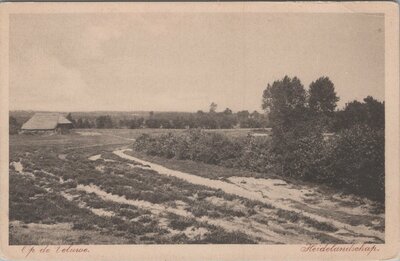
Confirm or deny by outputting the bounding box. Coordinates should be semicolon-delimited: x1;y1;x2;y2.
113;149;384;243
75;183;281;243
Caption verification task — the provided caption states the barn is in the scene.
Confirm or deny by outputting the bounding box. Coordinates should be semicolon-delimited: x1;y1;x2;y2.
21;113;73;134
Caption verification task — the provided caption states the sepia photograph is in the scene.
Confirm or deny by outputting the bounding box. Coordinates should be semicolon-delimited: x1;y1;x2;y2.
0;2;399;261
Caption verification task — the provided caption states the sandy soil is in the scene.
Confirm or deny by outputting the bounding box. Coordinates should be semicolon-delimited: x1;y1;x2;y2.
88;154;102;161
112;149;384;243
9;142;384;244
76;131;102;136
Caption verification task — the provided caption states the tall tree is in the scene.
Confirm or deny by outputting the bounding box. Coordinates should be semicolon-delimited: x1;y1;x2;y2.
309;77;339;116
308;77;339;130
262;76;322;178
209;102;218;113
262;76;307;132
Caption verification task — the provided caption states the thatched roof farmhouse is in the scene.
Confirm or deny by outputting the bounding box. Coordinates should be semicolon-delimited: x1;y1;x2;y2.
21;113;73;133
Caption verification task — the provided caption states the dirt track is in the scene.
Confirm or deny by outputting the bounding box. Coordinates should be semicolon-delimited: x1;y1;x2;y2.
113;148;384;244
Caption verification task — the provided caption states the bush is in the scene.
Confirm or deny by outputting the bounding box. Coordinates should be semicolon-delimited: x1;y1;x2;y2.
133;126;384;203
168;216;195;230
200;228;256;244
326;125;384;202
222;135;273;173
134;130;273;172
280;130;326;181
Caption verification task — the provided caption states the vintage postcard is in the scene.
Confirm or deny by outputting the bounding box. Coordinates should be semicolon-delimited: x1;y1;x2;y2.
0;2;398;260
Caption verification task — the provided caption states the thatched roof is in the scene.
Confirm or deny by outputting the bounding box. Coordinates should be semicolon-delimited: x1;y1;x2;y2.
21;113;72;130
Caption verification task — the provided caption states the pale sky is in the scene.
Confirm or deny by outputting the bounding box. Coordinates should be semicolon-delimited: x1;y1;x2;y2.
9;13;384;112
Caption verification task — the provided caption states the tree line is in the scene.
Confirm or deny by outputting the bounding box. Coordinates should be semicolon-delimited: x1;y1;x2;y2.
9;76;383;134
64;106;269;130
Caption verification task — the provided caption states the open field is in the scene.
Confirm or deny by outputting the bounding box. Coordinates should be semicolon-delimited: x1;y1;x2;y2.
9;129;384;244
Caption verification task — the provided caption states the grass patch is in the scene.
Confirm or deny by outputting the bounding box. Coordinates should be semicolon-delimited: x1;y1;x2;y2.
199;228;257;244
167;213;197;231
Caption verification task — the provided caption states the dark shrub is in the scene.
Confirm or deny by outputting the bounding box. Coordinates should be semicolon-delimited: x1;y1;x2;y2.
133;126;384;203
326;125;384;202
134;130;271;170
168;216;195;230
201;228;256;244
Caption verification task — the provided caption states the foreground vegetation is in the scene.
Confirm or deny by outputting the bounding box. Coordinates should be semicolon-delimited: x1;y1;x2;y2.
9;133;259;244
9;129;384;244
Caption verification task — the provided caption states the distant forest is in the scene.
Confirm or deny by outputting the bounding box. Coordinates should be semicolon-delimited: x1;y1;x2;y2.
10;106;270;131
10;76;384;133
10;96;384;133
